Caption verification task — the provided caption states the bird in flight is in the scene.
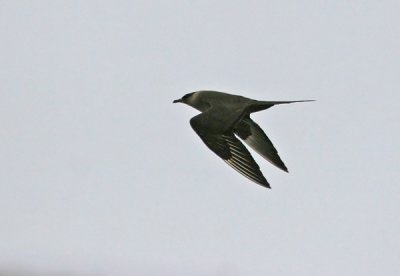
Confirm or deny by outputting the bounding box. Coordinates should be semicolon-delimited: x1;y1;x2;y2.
173;90;313;188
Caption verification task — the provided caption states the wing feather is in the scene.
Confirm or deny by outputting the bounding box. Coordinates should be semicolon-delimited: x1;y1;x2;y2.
190;115;270;188
235;117;288;172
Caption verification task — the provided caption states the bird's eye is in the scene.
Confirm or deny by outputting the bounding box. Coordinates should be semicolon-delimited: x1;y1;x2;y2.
182;92;194;100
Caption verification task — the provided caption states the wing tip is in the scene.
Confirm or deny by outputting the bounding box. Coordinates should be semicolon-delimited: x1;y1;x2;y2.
270;160;289;173
263;183;271;189
257;178;271;189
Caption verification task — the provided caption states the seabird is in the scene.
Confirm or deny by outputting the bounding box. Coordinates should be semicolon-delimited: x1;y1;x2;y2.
173;90;313;188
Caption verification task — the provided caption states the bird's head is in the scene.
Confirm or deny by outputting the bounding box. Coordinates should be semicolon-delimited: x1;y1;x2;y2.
173;91;212;112
173;92;196;105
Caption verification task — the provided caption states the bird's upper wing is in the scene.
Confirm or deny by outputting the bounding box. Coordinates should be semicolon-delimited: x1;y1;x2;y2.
190;114;270;188
235;116;288;172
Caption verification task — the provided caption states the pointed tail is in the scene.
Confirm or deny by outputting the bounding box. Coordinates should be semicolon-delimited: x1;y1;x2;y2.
249;100;315;113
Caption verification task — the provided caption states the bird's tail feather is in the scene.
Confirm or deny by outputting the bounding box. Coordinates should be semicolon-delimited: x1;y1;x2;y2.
249;100;315;113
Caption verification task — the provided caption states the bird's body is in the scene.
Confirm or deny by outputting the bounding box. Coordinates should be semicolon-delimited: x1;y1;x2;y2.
173;90;313;188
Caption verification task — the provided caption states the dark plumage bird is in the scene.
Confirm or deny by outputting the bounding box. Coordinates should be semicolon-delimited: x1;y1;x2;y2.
173;90;313;188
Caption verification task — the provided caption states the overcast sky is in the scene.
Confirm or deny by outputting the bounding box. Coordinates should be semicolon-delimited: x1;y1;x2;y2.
1;1;399;275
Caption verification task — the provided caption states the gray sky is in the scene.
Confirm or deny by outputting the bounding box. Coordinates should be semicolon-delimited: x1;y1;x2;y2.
1;1;399;275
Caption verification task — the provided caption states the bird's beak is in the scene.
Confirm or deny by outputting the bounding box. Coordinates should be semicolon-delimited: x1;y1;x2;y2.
173;98;182;103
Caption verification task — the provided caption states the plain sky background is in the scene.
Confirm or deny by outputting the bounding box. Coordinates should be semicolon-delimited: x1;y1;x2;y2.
1;1;399;275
